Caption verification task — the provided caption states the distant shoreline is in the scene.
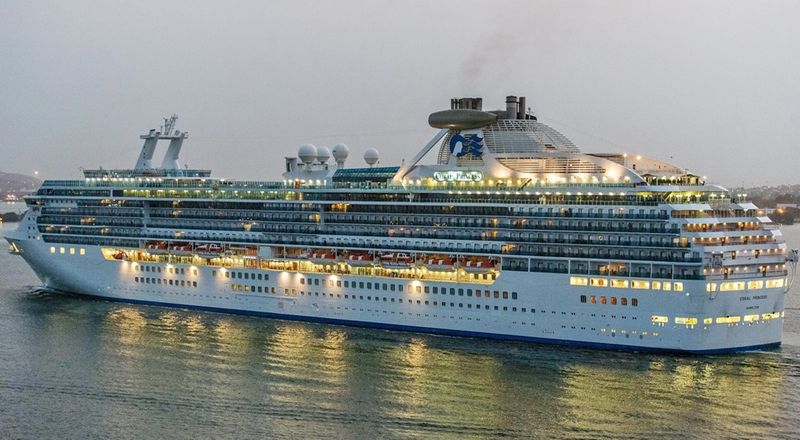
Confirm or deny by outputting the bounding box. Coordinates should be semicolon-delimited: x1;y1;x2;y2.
1;212;22;223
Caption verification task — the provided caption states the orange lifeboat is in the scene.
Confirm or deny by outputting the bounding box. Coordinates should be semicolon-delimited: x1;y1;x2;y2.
425;256;456;271
170;242;194;256
346;253;374;267
462;257;496;273
310;250;338;264
228;245;258;257
145;241;168;255
196;243;224;258
380;252;415;269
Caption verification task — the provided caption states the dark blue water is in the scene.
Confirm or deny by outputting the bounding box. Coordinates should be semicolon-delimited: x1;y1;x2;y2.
2;222;799;439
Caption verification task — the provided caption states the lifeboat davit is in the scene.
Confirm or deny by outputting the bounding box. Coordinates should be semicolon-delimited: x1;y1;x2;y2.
425;256;456;271
310;251;338;264
346;253;374;267
145;241;168;255
462;258;496;273
380;253;415;269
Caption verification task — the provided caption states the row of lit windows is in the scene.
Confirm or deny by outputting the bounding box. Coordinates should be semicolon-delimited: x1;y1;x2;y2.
570;277;684;291
222;270;519;299
216;270;270;281
137;264;197;276
579;295;638;307
49;246;86;255
134;277;198;288
304;277;519;299
706;279;785;292
600;328;659;338
231;285;532;312
651;312;784;326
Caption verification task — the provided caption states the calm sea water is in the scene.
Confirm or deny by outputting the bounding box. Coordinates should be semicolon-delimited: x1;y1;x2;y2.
0;202;26;214
1;222;799;439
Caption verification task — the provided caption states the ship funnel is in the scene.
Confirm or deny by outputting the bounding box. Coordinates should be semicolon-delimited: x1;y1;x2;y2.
450;97;483;110
518;96;527;119
506;96;518;120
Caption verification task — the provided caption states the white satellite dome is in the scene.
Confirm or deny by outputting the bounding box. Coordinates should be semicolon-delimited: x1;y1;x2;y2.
364;148;380;166
298;144;317;165
316;146;331;163
332;143;349;163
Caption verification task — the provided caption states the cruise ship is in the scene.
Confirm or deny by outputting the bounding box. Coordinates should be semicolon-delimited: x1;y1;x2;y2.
5;96;797;353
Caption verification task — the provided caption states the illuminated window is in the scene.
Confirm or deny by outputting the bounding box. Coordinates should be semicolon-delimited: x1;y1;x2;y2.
610;279;628;288
715;316;741;324
743;314;759;322
675;317;697;325
631;280;650;289
747;280;764;290
673;282;684;292
590;295;596;304
762;312;781;320
703;317;712;324
651;281;661;290
651;315;668;324
706;283;717;292
50;247;55;253
663;282;672;291
79;248;85;255
570;276;589;286
720;282;745;291
600;296;607;304
590;278;608;287
60;247;65;254
766;279;784;288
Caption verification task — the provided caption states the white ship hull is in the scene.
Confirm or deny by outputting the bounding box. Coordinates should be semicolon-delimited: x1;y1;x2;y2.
6;102;793;354
6;230;784;354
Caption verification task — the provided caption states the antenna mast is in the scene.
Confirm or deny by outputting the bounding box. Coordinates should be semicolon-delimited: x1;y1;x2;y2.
163;114;178;136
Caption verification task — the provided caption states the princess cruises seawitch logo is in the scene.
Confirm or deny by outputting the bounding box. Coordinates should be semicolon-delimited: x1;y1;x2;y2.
449;133;484;158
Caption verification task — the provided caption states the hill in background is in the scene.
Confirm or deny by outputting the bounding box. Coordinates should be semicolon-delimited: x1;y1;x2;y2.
0;171;41;195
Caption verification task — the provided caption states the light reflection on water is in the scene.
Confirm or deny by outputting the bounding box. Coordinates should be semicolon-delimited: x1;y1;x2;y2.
1;223;800;439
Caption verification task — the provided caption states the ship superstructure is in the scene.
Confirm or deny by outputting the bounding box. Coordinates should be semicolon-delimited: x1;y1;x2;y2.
5;98;796;353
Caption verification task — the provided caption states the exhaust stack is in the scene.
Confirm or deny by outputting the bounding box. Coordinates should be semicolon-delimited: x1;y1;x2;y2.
518;96;527;119
506;96;518;119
